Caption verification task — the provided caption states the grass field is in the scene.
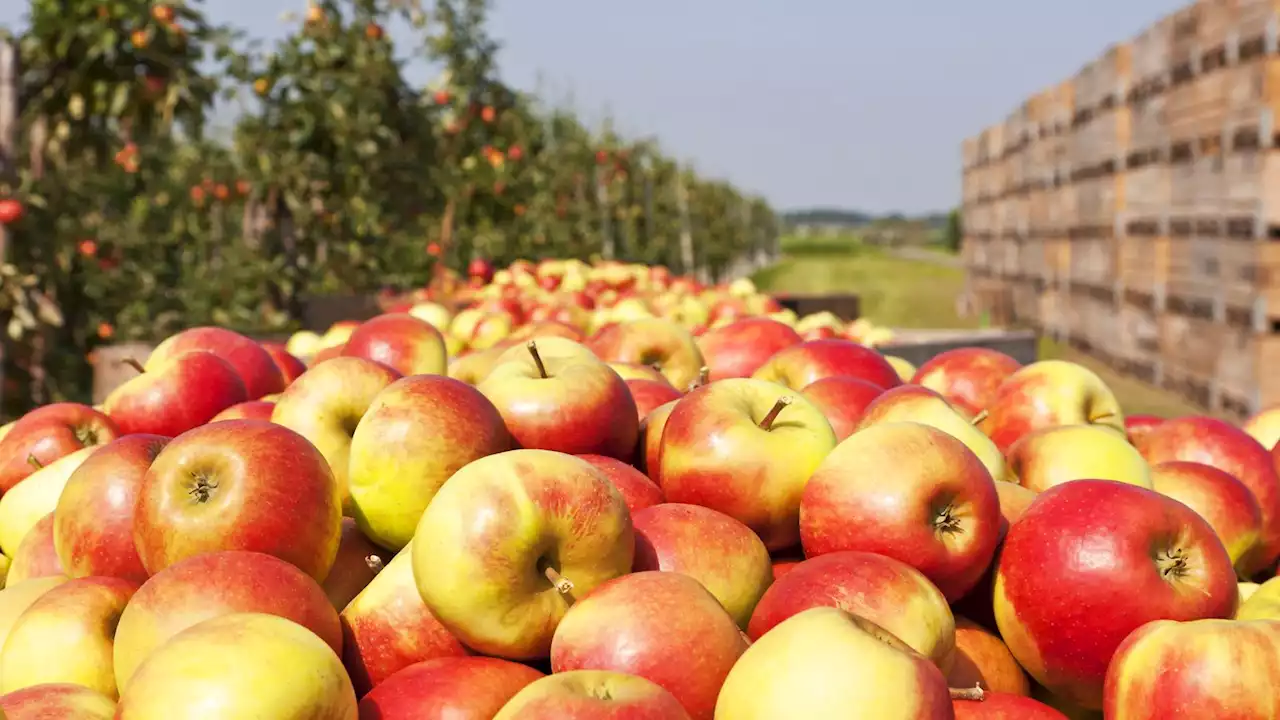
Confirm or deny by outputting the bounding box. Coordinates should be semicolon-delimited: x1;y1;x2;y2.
751;235;1207;418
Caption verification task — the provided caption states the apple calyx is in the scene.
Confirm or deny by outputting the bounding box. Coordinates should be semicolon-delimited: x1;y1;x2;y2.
526;341;549;379
544;566;574;595
1155;548;1190;581
364;555;385;574
26;454;43;470
758;396;793;431
187;473;219;504
933;502;964;535
969;410;988;426
121;357;147;374
949;684;985;701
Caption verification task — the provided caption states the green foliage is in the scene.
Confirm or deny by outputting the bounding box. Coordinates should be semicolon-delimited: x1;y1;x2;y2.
944;208;963;252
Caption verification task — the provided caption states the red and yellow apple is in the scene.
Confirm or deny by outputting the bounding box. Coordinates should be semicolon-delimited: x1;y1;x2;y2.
1005;424;1151;493
696;317;802;381
799;375;884;441
322;517;393;611
105;350;249;437
0;684;116;719
856;384;1007;482
577;454;665;513
493;670;692;720
0;403;119;492
147;326;286;399
210;400;276;422
911;347;1021;418
6;513;63;585
752;339;902;391
948;616;1030;696
341;312;448;376
590;318;706;391
1151;461;1265;575
357;656;543;719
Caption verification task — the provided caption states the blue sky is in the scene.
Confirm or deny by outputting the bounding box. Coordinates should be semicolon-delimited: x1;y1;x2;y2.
2;1;1184;213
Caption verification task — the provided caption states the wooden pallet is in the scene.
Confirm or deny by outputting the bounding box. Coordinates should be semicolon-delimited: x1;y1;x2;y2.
1066;234;1117;287
1118;234;1171;304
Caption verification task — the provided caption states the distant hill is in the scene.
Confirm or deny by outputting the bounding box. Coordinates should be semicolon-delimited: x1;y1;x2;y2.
784;208;948;230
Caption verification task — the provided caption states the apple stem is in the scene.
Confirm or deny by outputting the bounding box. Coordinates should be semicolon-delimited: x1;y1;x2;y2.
691;365;710;390
758;396;793;431
949;684;985;701
544;566;574;595
1089;412;1114;423
970;410;988;426
364;555;385;574
527;341;548;379
26;454;43;470
121;357;146;374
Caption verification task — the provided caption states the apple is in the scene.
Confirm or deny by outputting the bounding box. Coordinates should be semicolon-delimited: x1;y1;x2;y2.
911;347;1022;418
0;403;119;492
1240;581;1262;606
747;550;955;671
104;349;250;437
954;692;1068;719
134;420;342;582
479;340;638;459
448;346;506;386
995;482;1038;527
660;378;836;551
856;384;1008;482
716;607;953;719
147;326;285;399
1134;416;1280;577
113;550;342;689
590;318;706;391
260;342;308;386
695;317;802;381
210;399;275;422
1244;406;1280;451
357;657;544;719
551;572;748;719
412;450;634;659
493;670;691;719
469;257;495;283
1104;618;1280;718
948;616;1030;696
311;342;346;366
1005;425;1152;492
1124;414;1165;446
1236;575;1280;621
0;684;116;719
322;517;393;610
751;339;902;391
0;446;98;557
6;513;62;585
0;577;69;654
341;313;448;376
799;376;884;441
1152;461;1265;574
980;360;1124;453
0;576;137;697
271;356;402;514
994;480;1239;709
577;454;664;512
348;374;511;550
639;399;678;482
52;434;166;584
408;301;454;332
114;612;357;718
626;379;684;421
632;503;772;629
610;362;672;384
801;422;1000;601
341;540;469;695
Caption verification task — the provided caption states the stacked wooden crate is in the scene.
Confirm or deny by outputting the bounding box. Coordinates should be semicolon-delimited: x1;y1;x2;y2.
960;0;1280;417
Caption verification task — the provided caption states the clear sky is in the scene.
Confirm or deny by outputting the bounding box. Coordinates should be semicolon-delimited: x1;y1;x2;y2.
2;0;1186;213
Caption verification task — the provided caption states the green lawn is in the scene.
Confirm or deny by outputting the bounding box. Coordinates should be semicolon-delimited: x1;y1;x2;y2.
752;236;1207;419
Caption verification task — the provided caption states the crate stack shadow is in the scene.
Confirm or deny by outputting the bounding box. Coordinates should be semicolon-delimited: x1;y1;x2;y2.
962;0;1280;419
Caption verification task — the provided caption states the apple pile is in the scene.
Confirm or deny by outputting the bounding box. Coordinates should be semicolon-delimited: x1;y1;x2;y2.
0;287;1279;718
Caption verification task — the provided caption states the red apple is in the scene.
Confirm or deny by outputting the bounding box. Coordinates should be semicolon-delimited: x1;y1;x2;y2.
469;257;495;283
134;420;342;582
626;379;684;421
639;400;678;483
771;556;802;579
799;376;885;440
979;360;1123;453
341;313;448;376
746;551;955;670
0;684;116;719
6;513;63;585
551;572;747;719
610;362;673;385
478;340;638;459
147;326;285;399
577;454;664;513
0;403;120;492
357;657;544;719
800;422;1001;601
953;692;1068;719
1134;416;1280;577
312;343;346;365
995;482;1038;528
53;434;167;583
342;541;469;696
104;350;249;437
210;399;276;423
590;318;706;391
911;347;1022;418
323;518;393;611
493;670;692;719
112;550;343;689
1151;460;1265;575
696;317;803;381
994;480;1238;709
660;379;838;551
632;503;772;629
948;616;1030;696
261;342;308;385
1124;414;1165;446
751;339;902;391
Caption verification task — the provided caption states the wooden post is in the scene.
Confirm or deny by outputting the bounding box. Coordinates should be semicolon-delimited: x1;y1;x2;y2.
0;41;20;413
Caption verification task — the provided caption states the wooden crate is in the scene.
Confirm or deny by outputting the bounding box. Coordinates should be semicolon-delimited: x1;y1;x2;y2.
1043;237;1072;283
1067;235;1118;287
1118;235;1171;303
1021;236;1047;280
1027;187;1051;237
1071;172;1126;232
1167;230;1224;314
1199;0;1241;51
1171;3;1202;73
1123;163;1170;219
1010;278;1040;324
1075;43;1133;114
1038;284;1070;338
1116;298;1161;366
1157;309;1280;417
963;136;981;171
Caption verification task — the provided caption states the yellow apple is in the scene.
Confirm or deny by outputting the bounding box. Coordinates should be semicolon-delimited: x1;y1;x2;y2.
1005;425;1152;493
0;446;97;556
855;385;1007;483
